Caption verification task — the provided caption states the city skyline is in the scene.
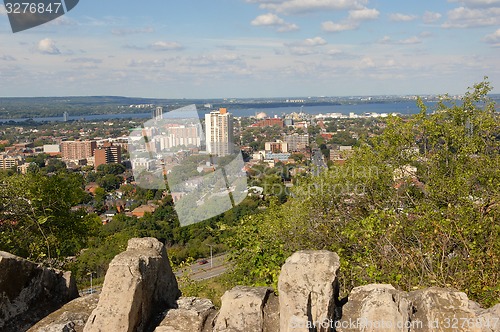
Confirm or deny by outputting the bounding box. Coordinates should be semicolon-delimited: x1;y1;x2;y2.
0;0;499;98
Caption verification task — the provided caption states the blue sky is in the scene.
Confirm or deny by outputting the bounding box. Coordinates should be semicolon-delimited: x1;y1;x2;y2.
0;0;499;98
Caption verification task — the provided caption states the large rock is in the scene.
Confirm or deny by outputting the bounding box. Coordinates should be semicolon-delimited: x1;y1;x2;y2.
278;250;341;332
27;293;99;332
83;238;180;332
214;286;279;332
474;303;500;332
0;251;78;332
337;284;410;332
408;287;481;332
338;285;500;332
154;297;216;332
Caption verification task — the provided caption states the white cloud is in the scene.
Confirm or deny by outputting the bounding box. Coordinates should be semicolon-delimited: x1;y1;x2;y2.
348;7;380;20
185;54;244;67
47;16;78;27
66;57;102;64
286;36;328;47
399;36;422;44
389;13;417;22
251;13;299;32
483;28;500;46
443;6;500;27
322;21;356;32
37;38;60;55
288;47;317;55
380;36;391;43
448;0;500;8
321;6;378;32
278;23;299;32
112;27;154;36
422;11;442;23
327;48;343;56
359;56;375;68
128;59;166;68
303;36;328;46
379;36;422;44
257;0;369;14
284;36;327;56
251;13;284;25
150;41;183;51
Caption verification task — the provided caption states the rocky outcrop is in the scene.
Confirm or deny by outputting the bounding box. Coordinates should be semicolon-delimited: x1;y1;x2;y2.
213;286;279;332
3;243;499;332
83;238;181;332
0;251;78;332
338;284;500;332
27;293;99;332
155;297;217;332
278;250;341;332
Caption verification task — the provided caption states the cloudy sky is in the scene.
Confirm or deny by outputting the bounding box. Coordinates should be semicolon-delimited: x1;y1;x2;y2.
0;0;499;98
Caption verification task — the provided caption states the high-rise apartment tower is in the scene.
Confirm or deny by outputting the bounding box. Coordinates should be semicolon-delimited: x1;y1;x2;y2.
205;108;234;157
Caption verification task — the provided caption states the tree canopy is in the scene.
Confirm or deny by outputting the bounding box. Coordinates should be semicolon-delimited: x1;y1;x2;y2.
0;172;100;261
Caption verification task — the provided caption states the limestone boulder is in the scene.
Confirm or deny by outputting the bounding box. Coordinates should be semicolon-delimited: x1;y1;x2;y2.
408;288;483;332
154;297;216;332
27;293;99;332
214;286;279;332
0;251;78;332
278;250;341;332
474;303;500;332
83;238;180;332
337;284;410;332
339;285;500;332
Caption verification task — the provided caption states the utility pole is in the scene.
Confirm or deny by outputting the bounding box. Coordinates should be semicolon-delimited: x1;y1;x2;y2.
207;244;214;268
88;271;94;294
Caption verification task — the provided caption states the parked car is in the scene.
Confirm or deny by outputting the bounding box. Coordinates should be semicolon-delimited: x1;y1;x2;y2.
198;259;208;265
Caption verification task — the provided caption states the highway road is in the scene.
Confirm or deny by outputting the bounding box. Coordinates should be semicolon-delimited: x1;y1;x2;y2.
174;253;230;281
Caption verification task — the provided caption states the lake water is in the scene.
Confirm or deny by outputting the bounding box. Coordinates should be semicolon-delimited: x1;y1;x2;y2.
0;100;466;123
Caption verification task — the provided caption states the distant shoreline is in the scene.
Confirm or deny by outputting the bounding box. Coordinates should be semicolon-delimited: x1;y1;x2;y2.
0;96;498;123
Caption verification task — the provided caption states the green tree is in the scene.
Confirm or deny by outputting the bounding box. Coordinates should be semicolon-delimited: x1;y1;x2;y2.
97;174;122;191
97;163;126;175
0;172;100;261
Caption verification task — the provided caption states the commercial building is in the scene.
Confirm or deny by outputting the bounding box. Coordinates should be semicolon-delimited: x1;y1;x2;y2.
252;118;284;128
284;134;309;151
205;108;234;156
159;124;201;150
154;106;163;120
60;141;96;161
0;154;23;170
94;142;122;169
264;152;291;161
43;144;61;156
265;141;288;153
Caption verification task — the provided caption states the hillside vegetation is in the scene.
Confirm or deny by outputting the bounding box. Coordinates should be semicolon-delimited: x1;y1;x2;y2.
227;79;500;307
